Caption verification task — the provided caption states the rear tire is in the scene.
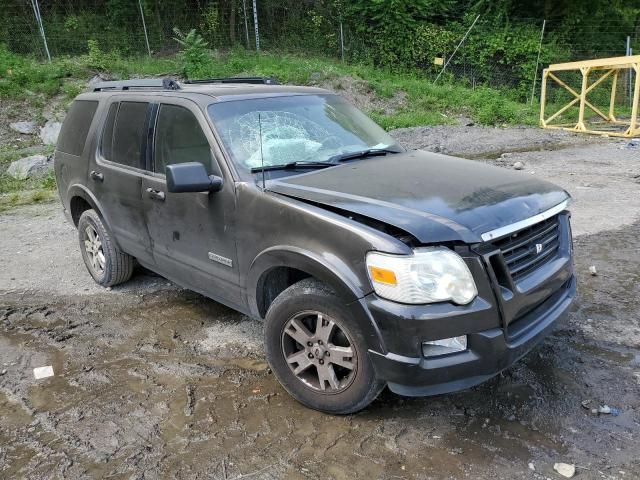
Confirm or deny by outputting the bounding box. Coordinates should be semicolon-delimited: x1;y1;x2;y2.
264;278;385;414
78;209;134;287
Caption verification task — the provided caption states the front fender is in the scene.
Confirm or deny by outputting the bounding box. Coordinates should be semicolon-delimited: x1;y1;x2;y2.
246;246;386;353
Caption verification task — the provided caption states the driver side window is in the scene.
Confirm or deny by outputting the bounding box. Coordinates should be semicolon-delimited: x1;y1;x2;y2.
154;104;215;175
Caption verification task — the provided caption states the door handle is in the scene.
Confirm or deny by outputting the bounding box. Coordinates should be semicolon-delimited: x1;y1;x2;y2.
146;187;166;201
90;170;104;182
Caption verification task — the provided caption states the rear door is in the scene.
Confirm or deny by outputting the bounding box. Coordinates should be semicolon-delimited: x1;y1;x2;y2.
90;98;154;264
140;99;242;308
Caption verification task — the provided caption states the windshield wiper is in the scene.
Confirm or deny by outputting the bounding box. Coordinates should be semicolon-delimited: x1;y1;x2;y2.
250;161;336;173
328;148;400;163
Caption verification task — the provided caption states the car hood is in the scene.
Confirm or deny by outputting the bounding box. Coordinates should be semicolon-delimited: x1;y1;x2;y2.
267;150;570;244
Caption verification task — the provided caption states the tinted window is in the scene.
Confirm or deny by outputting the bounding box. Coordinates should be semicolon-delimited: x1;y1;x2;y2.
101;101;149;168
154;104;212;174
100;103;118;161
57;100;99;156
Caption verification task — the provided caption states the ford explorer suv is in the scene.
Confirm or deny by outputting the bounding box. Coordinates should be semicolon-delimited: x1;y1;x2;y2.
54;77;575;414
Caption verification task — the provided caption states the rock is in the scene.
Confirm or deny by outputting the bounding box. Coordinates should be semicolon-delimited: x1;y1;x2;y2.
309;72;322;83
513;161;525;170
10;121;37;135
457;116;475;127
87;73;112;90
553;463;576;478
598;405;621;416
589;265;597;276
501;152;513;159
33;365;55;379
40;121;62;145
6;155;51;180
528;462;535;471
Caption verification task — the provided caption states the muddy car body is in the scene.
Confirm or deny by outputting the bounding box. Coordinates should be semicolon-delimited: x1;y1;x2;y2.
54;78;575;413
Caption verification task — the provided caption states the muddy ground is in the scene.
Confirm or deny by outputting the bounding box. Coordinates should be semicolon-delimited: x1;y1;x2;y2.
1;126;639;479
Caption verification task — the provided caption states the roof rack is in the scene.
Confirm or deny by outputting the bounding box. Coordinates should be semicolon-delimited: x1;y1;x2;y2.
91;76;279;93
183;77;279;85
93;78;180;92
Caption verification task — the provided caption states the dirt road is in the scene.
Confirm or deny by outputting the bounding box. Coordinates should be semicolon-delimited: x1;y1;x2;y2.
1;127;639;479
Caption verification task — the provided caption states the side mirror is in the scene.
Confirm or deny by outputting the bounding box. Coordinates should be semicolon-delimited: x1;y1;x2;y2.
166;162;223;193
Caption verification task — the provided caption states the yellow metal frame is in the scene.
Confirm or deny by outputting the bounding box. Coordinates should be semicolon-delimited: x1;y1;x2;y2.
540;55;640;137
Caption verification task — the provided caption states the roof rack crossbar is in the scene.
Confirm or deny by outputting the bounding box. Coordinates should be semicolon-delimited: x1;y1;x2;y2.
93;78;180;92
183;77;279;85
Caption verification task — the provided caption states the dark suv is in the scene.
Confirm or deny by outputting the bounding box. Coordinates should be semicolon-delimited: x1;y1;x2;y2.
54;77;575;414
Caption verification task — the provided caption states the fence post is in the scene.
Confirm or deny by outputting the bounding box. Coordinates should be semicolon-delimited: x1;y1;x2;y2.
339;20;344;62
252;0;260;52
29;0;51;62
242;0;250;49
434;15;480;84
138;0;152;57
530;19;546;105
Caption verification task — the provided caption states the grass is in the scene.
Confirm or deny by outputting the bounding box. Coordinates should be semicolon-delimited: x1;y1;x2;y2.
1;45;539;129
0;188;56;213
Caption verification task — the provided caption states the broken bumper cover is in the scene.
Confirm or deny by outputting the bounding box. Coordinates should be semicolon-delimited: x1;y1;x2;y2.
368;275;576;397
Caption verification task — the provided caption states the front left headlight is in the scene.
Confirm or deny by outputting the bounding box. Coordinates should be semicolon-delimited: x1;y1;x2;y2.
366;247;478;305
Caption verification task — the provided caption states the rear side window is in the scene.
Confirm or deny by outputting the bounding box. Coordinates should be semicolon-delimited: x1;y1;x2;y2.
154;104;213;174
100;101;149;168
57;100;99;156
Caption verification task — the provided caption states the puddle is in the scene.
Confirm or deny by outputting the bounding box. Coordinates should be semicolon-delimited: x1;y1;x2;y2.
571;341;636;364
462;142;591;160
212;357;269;371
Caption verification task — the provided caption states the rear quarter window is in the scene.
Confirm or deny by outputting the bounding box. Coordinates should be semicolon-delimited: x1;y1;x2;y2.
57;100;99;156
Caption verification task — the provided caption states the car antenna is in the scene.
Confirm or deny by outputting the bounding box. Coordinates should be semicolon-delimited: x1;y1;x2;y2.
258;112;266;190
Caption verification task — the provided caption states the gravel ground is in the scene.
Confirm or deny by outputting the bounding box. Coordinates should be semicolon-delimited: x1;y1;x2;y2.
1;126;639;479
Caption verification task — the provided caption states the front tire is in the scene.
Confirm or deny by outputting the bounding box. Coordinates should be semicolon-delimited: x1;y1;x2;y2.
78;209;134;287
264;278;385;414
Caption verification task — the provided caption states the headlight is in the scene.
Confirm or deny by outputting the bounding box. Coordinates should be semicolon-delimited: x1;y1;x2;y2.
366;247;477;305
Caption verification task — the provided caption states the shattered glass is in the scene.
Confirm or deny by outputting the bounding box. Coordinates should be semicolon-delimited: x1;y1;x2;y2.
226;111;329;168
208;94;402;173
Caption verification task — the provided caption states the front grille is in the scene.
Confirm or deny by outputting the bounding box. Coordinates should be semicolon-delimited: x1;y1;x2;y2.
493;215;560;281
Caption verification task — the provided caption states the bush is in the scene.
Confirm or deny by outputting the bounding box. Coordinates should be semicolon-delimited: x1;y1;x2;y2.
86;39;119;71
173;28;209;79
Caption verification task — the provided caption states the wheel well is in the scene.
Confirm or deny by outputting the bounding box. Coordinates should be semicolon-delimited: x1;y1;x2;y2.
257;267;311;318
70;196;92;227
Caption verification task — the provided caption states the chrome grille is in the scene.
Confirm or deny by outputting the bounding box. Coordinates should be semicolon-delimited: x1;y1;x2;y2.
492;215;560;281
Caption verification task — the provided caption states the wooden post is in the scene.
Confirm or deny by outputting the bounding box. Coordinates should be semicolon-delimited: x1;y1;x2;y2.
576;67;590;131
540;69;548;126
609;69;619;122
629;64;640;135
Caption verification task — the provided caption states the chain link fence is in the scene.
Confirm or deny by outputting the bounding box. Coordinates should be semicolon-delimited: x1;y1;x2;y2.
2;1;638;104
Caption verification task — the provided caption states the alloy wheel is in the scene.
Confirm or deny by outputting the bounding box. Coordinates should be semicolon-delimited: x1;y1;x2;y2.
281;310;357;393
83;225;106;275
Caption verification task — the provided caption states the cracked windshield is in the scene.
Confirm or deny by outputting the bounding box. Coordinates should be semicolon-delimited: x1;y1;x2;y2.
208;94;402;172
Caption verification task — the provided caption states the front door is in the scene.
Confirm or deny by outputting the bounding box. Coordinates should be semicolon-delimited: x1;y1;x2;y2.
140;100;242;309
